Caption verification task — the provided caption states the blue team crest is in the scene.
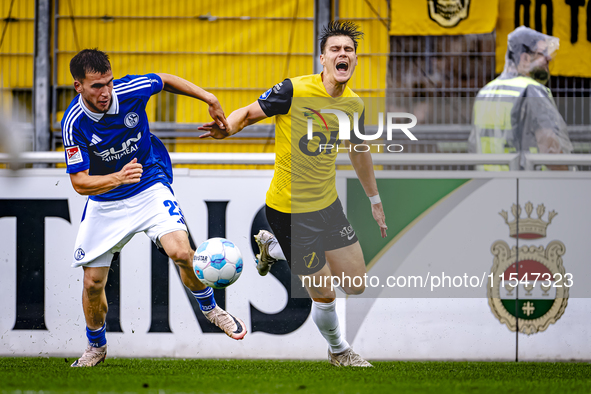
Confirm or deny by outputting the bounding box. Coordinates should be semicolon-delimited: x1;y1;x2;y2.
74;248;85;261
124;112;139;128
259;88;272;101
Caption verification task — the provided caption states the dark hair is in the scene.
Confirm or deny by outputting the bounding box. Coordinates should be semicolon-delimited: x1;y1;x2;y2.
319;20;364;54
69;49;111;81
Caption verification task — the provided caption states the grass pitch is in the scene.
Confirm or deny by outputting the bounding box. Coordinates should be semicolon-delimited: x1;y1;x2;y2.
0;358;590;394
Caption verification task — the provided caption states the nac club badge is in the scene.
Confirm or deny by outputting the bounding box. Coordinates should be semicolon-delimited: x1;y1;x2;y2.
428;0;471;28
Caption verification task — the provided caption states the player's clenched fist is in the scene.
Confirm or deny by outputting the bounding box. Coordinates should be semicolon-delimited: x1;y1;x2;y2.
118;158;143;184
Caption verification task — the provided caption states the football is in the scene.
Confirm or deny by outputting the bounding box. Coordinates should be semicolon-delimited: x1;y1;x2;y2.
193;237;244;289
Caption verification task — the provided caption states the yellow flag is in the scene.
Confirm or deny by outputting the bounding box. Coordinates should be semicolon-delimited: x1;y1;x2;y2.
390;0;498;36
496;0;591;77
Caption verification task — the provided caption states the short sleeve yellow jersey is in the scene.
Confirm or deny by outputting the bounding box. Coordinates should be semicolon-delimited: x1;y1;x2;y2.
258;73;365;213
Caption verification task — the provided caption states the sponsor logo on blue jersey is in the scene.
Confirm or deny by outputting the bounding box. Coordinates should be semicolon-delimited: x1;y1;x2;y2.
89;134;102;146
93;131;142;162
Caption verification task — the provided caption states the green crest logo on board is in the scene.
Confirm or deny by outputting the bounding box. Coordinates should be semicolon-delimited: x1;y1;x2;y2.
487;202;569;334
428;0;471;28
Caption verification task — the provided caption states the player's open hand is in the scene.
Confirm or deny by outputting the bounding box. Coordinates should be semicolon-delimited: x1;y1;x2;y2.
198;121;231;139
371;202;388;238
208;98;230;131
118;158;143;185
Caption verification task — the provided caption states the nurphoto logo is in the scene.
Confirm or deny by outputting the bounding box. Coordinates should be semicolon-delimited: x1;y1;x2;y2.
305;109;418;153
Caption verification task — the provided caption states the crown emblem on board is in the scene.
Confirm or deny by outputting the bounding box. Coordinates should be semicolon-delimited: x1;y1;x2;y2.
499;202;557;240
488;201;568;335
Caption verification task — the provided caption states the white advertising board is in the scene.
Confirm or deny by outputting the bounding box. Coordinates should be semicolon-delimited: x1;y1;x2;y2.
1;170;590;360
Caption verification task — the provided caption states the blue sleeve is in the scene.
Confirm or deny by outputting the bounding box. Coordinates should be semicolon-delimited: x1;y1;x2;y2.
62;120;90;174
145;73;164;96
115;74;163;99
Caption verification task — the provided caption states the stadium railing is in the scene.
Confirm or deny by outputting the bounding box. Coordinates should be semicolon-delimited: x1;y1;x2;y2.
2;152;591;170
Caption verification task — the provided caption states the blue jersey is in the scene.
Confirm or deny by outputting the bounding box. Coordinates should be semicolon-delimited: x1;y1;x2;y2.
61;74;173;201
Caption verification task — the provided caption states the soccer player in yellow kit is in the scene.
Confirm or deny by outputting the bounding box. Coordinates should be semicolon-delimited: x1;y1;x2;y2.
200;21;387;366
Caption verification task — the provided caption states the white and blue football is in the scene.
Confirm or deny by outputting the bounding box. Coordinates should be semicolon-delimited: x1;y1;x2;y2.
193;238;243;289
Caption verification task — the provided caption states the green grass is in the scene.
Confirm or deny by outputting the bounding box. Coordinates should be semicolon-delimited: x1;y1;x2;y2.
0;358;590;394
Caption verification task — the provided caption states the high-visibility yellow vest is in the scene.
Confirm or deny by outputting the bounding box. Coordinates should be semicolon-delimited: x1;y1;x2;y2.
471;76;551;171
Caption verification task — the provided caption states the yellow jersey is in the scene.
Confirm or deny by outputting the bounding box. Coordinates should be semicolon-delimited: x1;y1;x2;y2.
258;73;365;213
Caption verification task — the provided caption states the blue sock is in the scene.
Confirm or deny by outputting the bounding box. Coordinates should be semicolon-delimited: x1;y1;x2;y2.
192;287;216;312
86;323;107;348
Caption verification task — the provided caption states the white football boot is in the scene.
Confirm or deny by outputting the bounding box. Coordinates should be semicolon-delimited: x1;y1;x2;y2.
71;344;107;367
203;305;247;340
254;230;279;276
328;348;373;367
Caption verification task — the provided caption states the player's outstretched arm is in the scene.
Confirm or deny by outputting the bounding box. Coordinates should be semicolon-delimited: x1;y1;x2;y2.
198;101;268;140
69;158;143;195
349;143;388;238
155;73;229;130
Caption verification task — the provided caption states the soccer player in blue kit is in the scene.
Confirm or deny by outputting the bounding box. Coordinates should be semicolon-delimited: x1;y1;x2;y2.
62;49;246;367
